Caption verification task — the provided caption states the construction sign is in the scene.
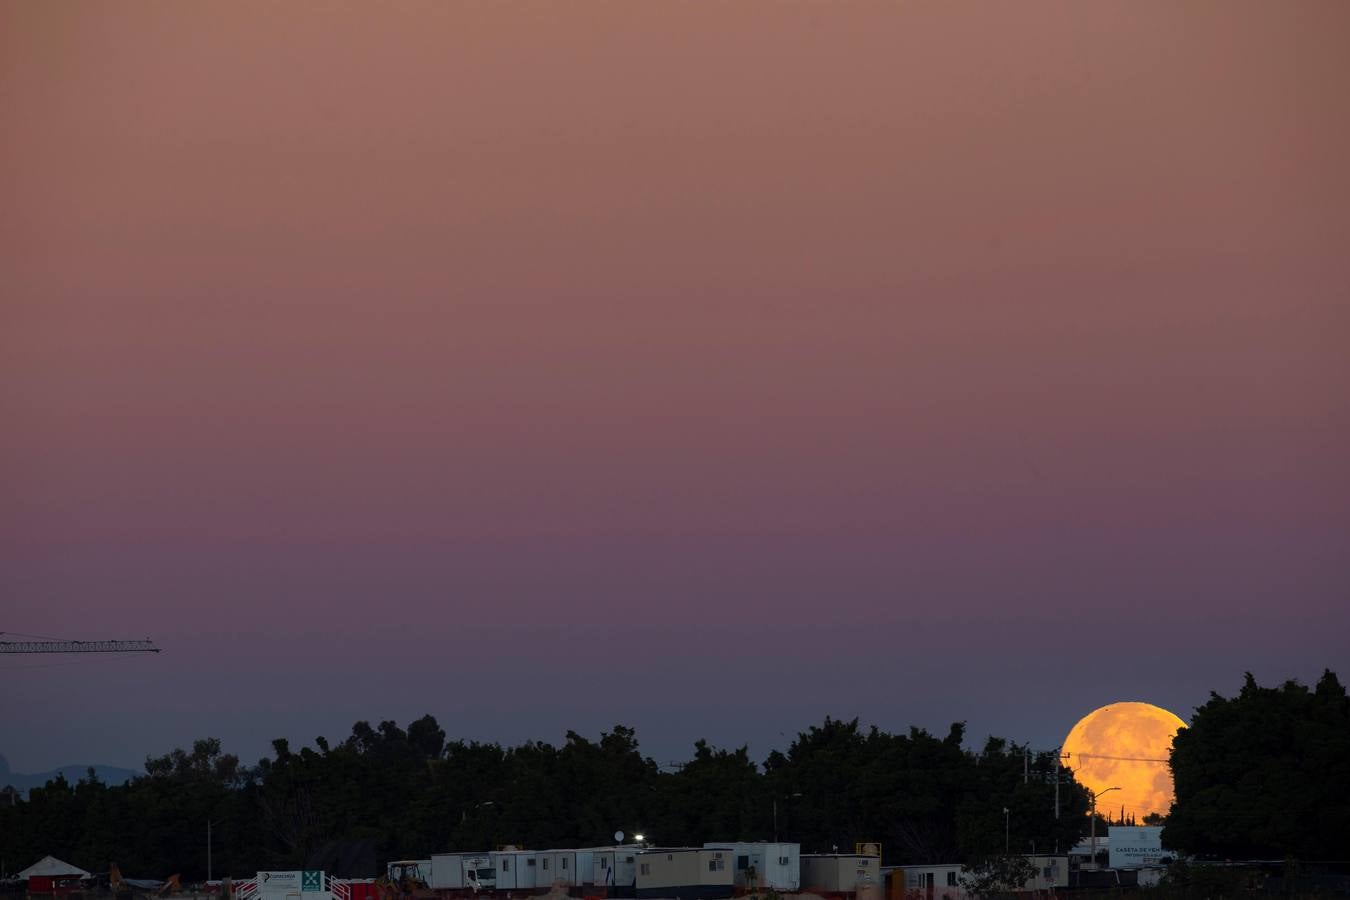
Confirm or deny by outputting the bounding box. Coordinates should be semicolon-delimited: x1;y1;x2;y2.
301;872;323;892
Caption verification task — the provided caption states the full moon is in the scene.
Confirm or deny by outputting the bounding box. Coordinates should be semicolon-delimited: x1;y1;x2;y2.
1062;701;1187;819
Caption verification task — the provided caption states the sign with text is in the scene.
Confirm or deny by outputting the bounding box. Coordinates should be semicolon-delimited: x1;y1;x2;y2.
1108;827;1164;869
302;872;323;892
257;873;302;891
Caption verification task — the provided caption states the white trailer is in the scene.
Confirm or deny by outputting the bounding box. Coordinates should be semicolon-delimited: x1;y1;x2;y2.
491;850;538;892
593;847;641;896
635;849;733;900
896;864;965;898
536;850;593;890
801;855;879;895
702;843;799;892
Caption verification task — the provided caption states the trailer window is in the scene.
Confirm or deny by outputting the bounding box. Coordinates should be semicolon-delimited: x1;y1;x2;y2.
561;859;568;870
502;861;510;872
709;860;725;872
624;857;634;864
640;865;650;876
527;859;536;867
778;857;790;866
946;872;957;887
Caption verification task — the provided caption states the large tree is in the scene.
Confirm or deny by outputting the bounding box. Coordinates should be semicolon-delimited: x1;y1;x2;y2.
1165;670;1350;859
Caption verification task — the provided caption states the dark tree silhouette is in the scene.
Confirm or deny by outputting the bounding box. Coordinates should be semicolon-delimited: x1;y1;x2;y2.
1165;670;1350;859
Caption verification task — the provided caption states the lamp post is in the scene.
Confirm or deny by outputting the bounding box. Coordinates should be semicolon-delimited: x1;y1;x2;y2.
1002;808;1009;854
1088;787;1120;869
461;800;494;824
773;793;802;843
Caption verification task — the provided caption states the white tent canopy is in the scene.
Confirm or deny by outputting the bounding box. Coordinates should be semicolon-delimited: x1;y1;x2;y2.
17;856;92;879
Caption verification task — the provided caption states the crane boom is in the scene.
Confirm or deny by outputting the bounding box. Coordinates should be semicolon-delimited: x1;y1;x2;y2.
0;639;160;654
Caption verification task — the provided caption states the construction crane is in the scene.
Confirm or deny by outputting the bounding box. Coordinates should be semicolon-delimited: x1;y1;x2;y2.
0;635;160;654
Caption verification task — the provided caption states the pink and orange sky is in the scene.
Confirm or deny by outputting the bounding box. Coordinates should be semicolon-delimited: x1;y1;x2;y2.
2;2;1348;780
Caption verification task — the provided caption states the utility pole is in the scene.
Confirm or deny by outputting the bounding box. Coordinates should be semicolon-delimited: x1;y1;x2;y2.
1003;808;1010;854
207;820;213;882
1024;749;1029;784
773;793;801;843
1054;751;1061;820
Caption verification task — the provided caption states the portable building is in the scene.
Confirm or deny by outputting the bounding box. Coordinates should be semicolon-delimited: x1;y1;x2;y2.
1023;856;1070;891
702;843;800;892
801;855;880;895
635;849;733;900
890;857;1068;899
891;864;965;900
593;847;641;897
536;850;594;891
491;850;537;892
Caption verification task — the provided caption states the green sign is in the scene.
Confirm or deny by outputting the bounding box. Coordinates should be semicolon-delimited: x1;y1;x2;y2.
302;872;323;892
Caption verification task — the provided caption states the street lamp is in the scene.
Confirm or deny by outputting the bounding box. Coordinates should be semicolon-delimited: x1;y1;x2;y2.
461;800;494;824
773;793;802;843
1087;787;1120;869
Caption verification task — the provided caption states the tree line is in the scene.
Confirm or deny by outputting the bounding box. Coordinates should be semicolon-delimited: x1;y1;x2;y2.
0;717;1089;879
8;670;1341;883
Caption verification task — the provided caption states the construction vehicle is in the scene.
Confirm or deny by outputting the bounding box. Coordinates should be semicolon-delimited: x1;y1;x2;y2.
378;863;436;900
108;864;175;898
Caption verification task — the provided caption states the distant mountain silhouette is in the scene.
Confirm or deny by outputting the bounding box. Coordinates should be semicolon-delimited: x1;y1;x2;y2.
0;753;138;797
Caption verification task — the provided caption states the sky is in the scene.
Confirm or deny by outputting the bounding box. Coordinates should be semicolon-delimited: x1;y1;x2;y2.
2;3;1348;791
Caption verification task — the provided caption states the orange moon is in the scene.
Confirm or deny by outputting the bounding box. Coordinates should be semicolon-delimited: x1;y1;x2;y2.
1062;701;1187;819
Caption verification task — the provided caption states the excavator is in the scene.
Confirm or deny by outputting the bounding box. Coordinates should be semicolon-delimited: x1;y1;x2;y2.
107;865;179;898
376;863;435;900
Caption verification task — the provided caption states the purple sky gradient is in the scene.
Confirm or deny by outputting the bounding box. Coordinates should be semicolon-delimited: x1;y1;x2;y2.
2;2;1348;772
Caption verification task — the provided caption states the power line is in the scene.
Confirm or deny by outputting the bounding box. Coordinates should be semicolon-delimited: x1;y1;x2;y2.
1072;752;1169;765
